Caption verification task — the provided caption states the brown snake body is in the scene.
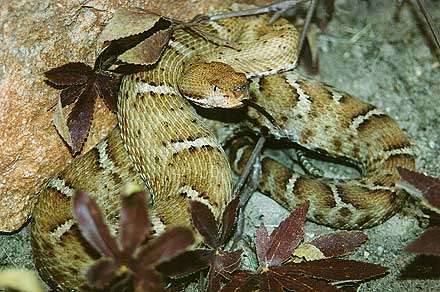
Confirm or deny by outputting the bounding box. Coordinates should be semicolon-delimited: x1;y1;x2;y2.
31;4;414;291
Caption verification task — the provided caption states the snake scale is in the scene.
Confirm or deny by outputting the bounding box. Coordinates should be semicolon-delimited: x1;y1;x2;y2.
31;4;415;291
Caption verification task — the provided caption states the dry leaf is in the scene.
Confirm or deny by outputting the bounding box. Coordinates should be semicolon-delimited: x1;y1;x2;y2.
52;99;73;147
292;243;326;262
118;29;172;65
99;7;164;43
0;269;44;292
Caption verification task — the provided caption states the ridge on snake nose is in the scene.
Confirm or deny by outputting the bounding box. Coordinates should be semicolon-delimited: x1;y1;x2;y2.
178;61;250;109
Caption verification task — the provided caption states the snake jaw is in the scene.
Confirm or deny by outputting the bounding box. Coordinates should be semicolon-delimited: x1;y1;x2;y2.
186;88;249;109
179;61;250;109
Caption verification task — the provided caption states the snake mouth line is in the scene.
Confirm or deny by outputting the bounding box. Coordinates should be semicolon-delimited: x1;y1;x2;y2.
186;93;248;109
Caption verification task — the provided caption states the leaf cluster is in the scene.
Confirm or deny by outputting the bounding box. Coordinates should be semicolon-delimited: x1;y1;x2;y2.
219;202;387;292
45;63;120;153
73;188;389;292
73;189;194;291
158;197;242;292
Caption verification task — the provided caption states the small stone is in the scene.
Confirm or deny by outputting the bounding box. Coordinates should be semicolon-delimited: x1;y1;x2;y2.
414;66;422;77
377;246;384;255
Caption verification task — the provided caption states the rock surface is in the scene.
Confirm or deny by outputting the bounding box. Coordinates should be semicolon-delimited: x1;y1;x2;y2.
0;0;260;232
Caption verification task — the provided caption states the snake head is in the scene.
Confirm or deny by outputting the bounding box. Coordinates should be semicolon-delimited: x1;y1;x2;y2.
179;61;249;109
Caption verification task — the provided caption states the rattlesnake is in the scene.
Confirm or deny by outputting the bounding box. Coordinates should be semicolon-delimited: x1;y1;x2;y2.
31;4;415;291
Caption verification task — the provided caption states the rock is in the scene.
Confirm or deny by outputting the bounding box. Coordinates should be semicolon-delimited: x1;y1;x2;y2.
0;0;261;232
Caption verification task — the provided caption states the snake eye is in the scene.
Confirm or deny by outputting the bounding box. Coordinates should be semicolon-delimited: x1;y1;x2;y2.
212;84;221;93
234;84;249;92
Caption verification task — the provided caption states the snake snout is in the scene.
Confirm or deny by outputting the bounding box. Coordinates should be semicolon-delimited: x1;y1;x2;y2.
180;61;250;109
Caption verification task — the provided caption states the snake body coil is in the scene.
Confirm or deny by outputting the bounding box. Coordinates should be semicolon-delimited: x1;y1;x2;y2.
31;5;414;291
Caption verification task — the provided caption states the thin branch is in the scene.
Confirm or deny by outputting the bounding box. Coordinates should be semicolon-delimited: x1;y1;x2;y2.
231;151;262;250
209;0;309;21
231;136;266;198
415;0;440;51
298;0;317;56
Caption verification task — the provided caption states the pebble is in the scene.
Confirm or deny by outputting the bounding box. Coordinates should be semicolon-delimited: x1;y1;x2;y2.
377;246;384;255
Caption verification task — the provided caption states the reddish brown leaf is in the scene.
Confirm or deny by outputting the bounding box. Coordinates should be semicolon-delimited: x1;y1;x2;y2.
400;254;440;279
157;249;212;278
132;268;164;292
264;202;309;267
86;258;120;289
283;258;388;282
425;184;440;210
60;84;87;107
308;231;368;258
255;223;271;266
220;271;258;292
276;272;339;292
397;167;432;192
404;227;440;256
397;166;440;209
208;273;223;292
44;62;92;86
189;200;219;248
73;191;120;258
214;249;242;274
67;80;98;154
259;271;284;292
95;71;120;112
339;284;361;292
220;196;240;244
137;226;194;270
119;190;150;257
118;29;172;65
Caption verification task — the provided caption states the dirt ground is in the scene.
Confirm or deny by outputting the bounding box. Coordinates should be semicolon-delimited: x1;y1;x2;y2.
1;0;439;291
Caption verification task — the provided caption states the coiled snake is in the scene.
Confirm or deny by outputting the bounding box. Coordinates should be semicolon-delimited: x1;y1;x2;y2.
31;4;415;291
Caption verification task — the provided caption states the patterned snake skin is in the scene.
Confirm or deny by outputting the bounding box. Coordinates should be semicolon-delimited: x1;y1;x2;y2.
31;4;415;291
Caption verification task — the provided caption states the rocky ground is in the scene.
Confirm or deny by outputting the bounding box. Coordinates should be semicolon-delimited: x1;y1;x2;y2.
1;0;439;291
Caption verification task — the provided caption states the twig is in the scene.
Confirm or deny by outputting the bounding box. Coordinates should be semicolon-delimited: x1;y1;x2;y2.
415;0;440;51
229;136;265;249
231;136;266;198
231;151;262;250
297;0;317;56
209;0;309;21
